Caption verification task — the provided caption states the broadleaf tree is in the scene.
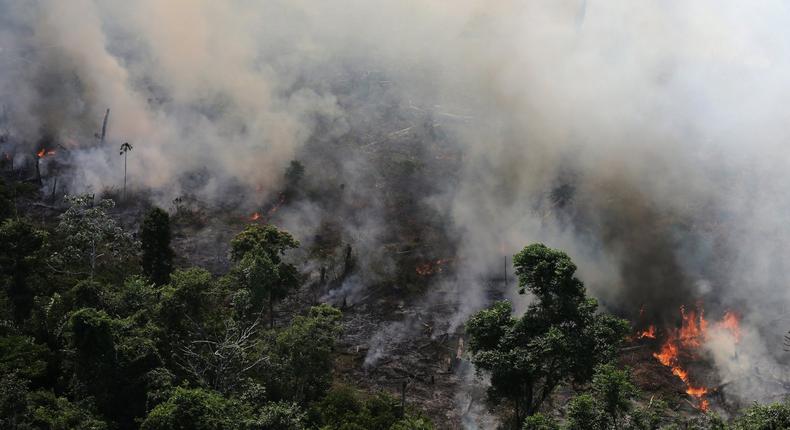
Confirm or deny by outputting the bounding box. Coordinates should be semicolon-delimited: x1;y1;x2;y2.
230;224;300;327
51;195;138;280
465;243;629;427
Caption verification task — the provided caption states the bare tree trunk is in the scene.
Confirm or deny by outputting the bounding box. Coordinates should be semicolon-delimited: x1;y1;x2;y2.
100;108;110;144
35;156;41;185
123;152;127;201
50;177;57;201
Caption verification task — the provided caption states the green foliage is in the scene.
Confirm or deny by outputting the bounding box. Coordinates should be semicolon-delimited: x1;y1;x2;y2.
523;413;560;430
141;207;174;286
231;224;300;326
466;243;630;423
561;365;665;430
312;385;432;430
141;387;245;430
231;224;299;263
390;416;434;430
114;275;158;316
0;335;48;379
627;398;669;430
143;389;311;430
0;178;16;221
0;373;107;430
731;400;790;430
0;219;48;321
248;401;306;430
51;195;139;280
0;372;30;428
591;363;638;428
25;388;108;430
565;394;604;430
156;268;218;337
67;307;163;426
0;178;38;221
266;304;342;403
69;308;116;370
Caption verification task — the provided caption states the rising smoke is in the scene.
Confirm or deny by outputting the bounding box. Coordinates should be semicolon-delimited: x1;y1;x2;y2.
1;0;789;416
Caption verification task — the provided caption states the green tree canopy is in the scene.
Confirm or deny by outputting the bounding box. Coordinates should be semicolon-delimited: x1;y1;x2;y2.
0;219;47;321
731;400;790;430
140;387;245;430
231;224;300;327
51;195;138;281
466;243;629;426
266;304;342;403
312;385;433;430
140;207;174;286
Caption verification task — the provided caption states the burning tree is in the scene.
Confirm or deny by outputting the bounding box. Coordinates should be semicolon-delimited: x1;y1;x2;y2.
466;243;629;427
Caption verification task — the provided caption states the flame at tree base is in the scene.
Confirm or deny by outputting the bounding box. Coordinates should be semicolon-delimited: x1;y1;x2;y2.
645;305;740;412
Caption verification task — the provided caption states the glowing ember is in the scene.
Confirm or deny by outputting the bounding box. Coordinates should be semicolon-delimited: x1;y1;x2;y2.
649;305;740;412
638;325;656;339
248;194;287;223
415;258;454;276
36;149;56;158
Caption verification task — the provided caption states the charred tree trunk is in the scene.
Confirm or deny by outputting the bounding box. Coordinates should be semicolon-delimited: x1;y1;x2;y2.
50;177;57;201
34;155;41;185
100;108;110;144
343;244;354;277
123;151;127;201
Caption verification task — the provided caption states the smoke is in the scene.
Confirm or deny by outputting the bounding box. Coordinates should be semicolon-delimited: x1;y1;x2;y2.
2;0;790;420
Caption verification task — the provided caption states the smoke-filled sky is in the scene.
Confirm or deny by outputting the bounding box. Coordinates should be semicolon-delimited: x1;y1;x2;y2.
2;0;790;407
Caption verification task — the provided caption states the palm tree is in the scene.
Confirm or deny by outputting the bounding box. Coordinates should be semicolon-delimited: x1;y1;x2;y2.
119;142;133;200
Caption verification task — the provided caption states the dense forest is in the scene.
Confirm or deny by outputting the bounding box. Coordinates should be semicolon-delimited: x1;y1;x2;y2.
1;173;788;430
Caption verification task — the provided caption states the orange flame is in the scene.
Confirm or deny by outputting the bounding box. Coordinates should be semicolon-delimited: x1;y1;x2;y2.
36;149;56;158
717;311;741;342
649;305;740;412
248;194;287;223
639;325;656;339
